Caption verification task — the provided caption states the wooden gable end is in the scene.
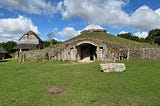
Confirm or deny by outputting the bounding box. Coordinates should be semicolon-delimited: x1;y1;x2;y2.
19;34;39;44
19;30;42;45
14;31;43;50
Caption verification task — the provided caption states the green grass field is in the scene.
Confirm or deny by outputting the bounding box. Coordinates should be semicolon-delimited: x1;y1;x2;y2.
0;59;160;106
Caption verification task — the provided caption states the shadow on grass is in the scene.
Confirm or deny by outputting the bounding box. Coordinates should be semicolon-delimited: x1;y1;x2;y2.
0;59;10;63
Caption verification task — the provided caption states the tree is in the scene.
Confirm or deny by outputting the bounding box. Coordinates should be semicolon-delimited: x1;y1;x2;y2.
131;36;139;41
146;29;160;45
117;33;146;43
46;32;54;46
43;39;62;48
43;41;50;48
154;36;160;45
117;33;132;40
138;38;146;42
0;41;17;53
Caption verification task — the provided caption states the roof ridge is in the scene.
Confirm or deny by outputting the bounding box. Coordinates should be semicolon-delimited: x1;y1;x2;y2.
19;30;42;42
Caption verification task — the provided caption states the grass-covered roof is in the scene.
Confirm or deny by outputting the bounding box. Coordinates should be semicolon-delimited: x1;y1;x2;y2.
49;31;159;51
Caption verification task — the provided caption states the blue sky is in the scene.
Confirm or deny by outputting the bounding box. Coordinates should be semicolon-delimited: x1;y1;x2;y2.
0;0;160;42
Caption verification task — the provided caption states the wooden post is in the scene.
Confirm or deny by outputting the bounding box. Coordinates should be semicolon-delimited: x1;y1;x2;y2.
127;48;130;61
149;48;150;60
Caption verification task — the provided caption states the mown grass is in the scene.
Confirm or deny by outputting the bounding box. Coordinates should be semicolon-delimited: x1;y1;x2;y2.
0;59;160;106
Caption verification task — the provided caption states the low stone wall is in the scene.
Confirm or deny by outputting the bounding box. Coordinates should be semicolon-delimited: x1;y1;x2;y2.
130;48;160;60
15;47;160;62
140;48;160;60
15;50;49;61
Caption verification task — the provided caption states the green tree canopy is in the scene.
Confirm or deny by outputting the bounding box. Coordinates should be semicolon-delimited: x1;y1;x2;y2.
117;33;132;40
117;33;146;42
46;32;55;46
0;41;17;53
43;39;62;48
146;29;160;45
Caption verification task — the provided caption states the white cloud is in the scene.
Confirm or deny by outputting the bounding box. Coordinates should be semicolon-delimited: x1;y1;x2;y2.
118;31;129;34
61;0;160;31
134;32;148;38
83;24;104;30
58;27;81;38
118;30;148;38
155;8;160;16
0;15;38;42
129;5;160;31
62;0;128;26
57;24;105;39
0;0;62;16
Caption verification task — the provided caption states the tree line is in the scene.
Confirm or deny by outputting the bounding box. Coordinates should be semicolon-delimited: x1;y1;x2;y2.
117;29;160;45
0;41;17;53
0;38;61;53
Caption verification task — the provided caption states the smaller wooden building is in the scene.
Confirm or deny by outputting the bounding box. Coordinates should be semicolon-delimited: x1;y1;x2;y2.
0;46;9;59
14;30;43;51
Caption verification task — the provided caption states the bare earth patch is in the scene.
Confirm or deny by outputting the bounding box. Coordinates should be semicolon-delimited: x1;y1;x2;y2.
47;86;67;94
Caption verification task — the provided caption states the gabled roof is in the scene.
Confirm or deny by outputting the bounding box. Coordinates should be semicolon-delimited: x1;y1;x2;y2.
19;30;42;42
0;46;8;53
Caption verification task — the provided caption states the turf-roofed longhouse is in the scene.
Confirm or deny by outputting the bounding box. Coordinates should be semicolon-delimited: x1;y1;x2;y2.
48;29;130;62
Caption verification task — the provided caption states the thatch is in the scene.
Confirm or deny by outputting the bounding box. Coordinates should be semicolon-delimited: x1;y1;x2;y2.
13;44;39;50
19;30;42;42
14;30;43;50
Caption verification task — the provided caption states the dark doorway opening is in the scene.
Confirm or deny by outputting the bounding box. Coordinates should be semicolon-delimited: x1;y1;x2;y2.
77;43;97;61
90;46;97;60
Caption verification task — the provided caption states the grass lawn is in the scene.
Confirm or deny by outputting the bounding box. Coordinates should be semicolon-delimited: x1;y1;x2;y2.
0;59;160;106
